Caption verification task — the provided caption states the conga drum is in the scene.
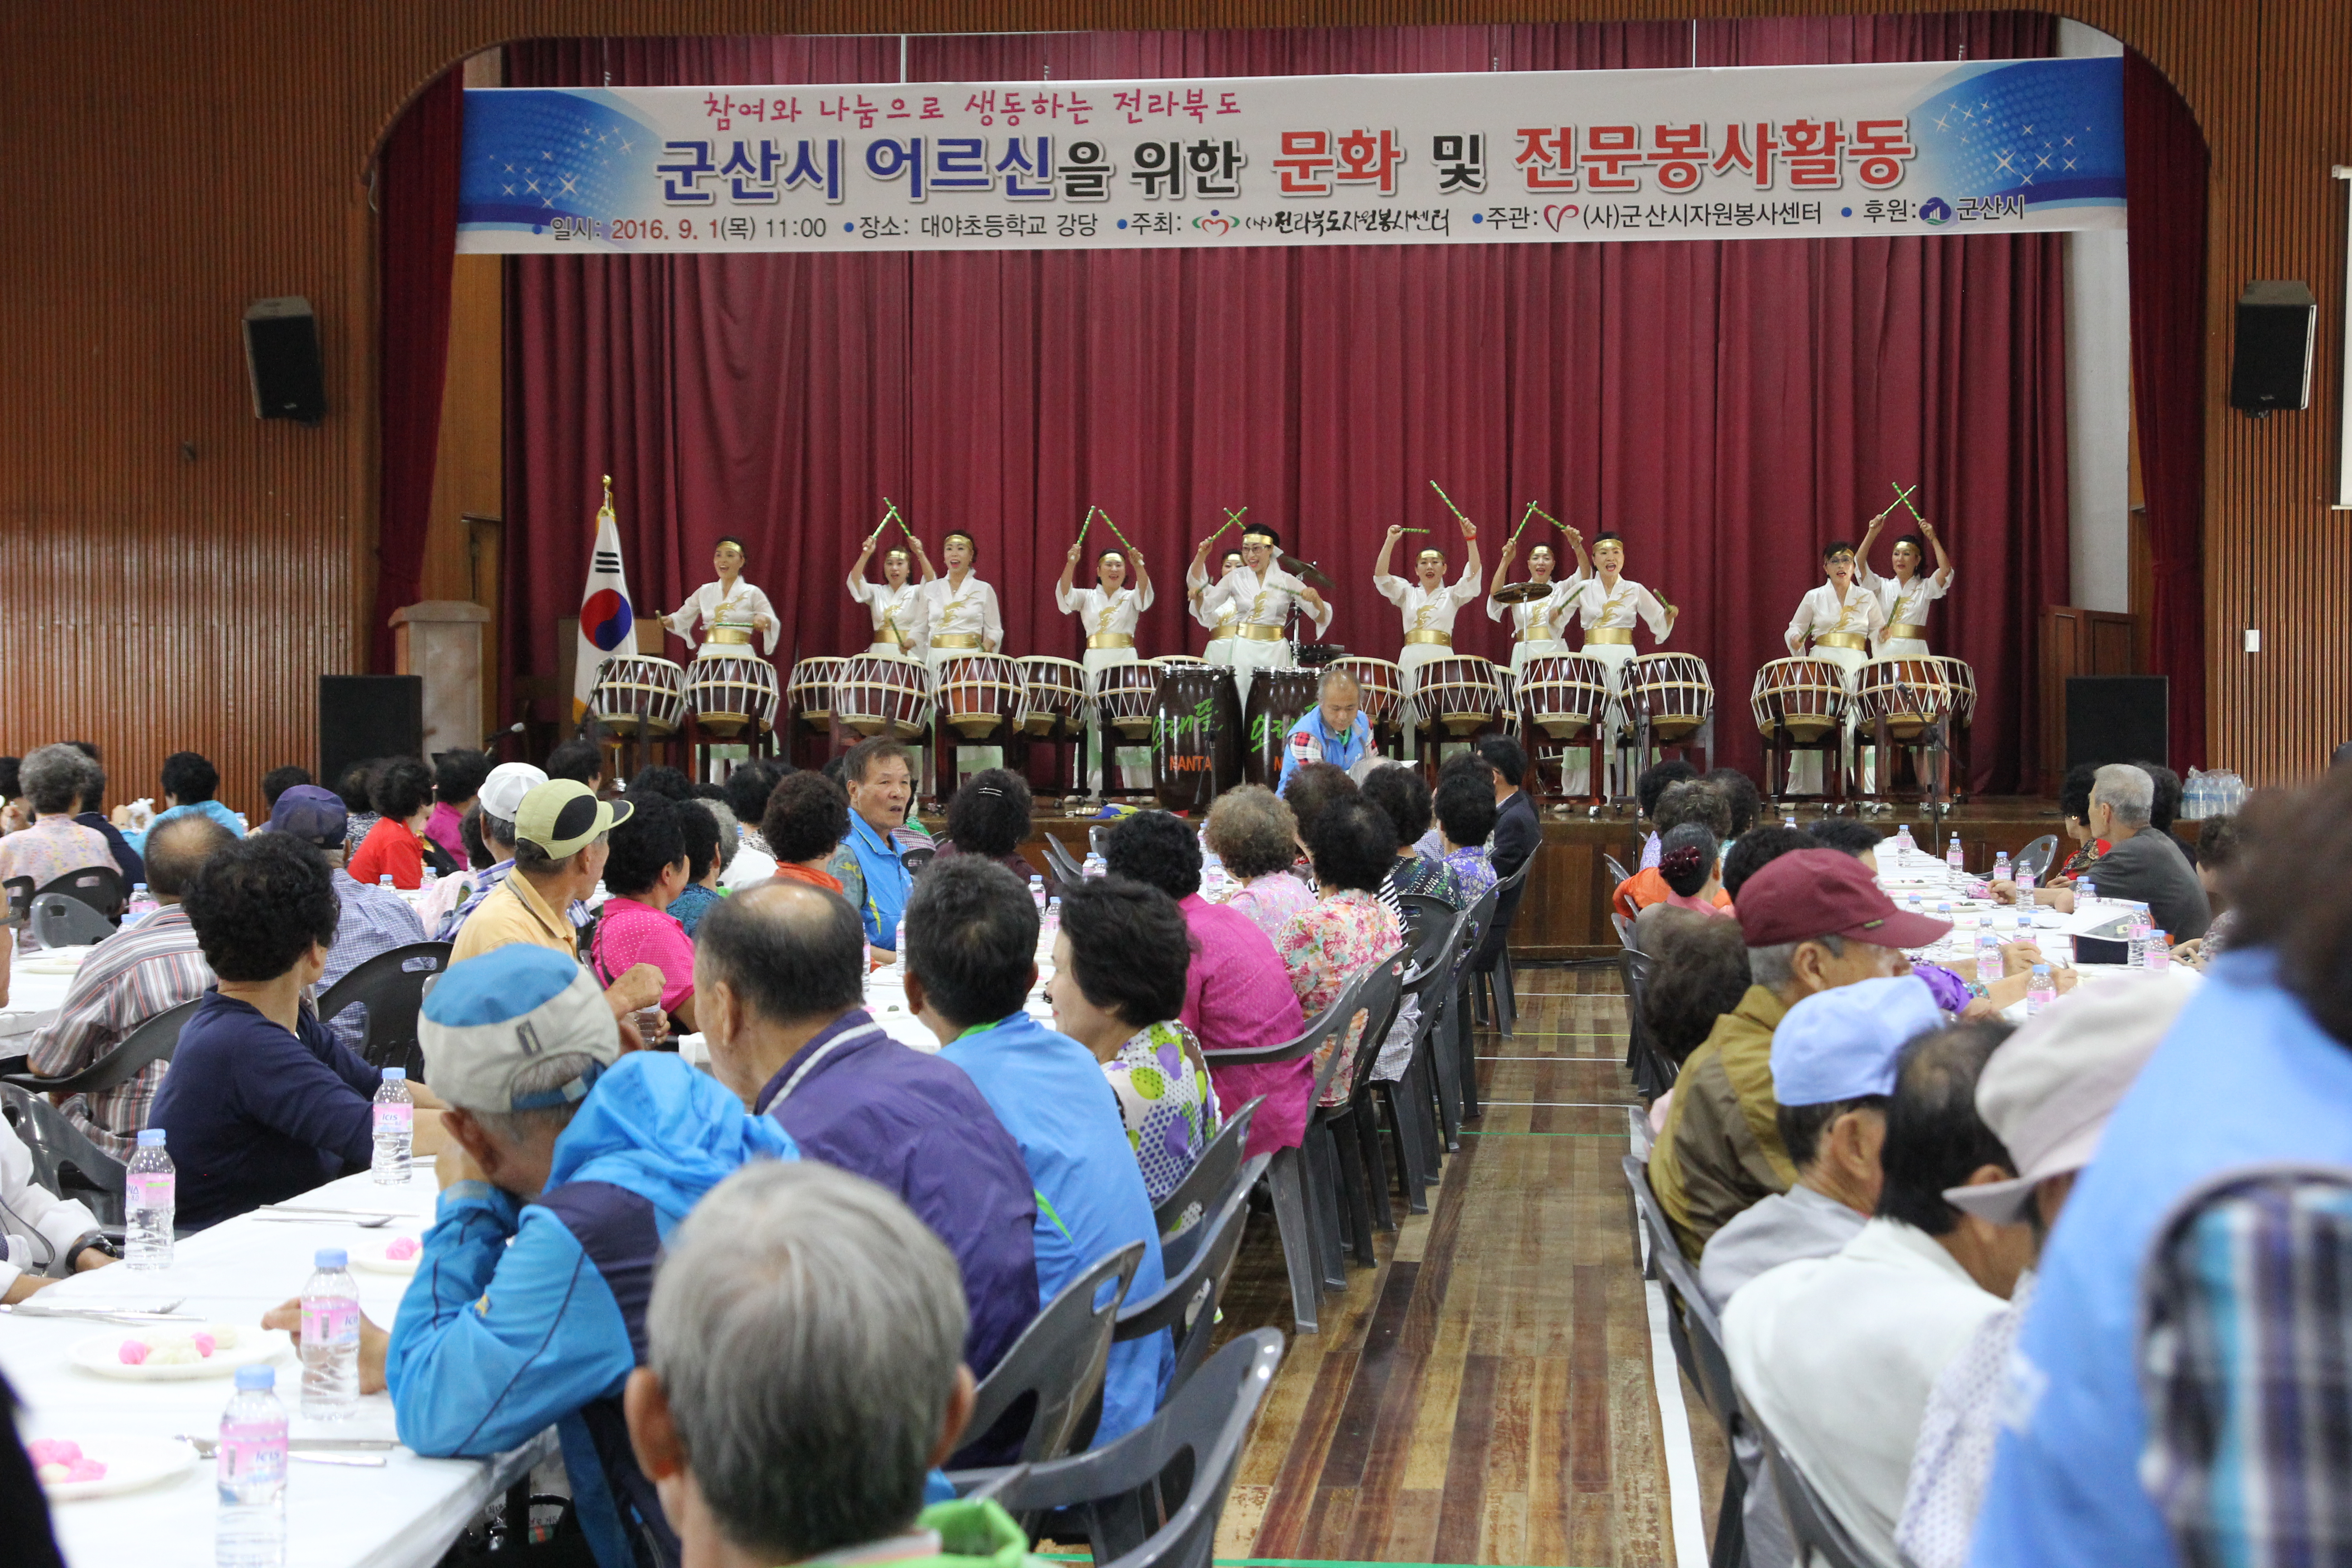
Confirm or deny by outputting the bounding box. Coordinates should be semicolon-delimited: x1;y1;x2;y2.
1412;656;1504;738
1852;657;1952;743
589;656;686;737
1514;654;1612;740
1749;658;1849;742
1152;663;1243;812
1329;657;1405;737
1621;653;1715;744
835;653;931;741
1016;656;1088;739
1097;662;1164;741
935;654;1025;741
785;657;846;733
686;656;780;739
1242;670;1321;786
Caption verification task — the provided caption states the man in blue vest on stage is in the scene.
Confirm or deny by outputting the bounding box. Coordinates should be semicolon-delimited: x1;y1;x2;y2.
1278;666;1375;793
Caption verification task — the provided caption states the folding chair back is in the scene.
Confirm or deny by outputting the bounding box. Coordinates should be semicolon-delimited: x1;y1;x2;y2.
2014;833;2061;883
1043;833;1087;889
1154;1096;1260;1255
1742;1391;1876;1568
315;941;455;1076
900;846;937;876
29;891;115;949
1;1084;130;1225
39;865;127;919
1114;1164;1264;1395
1619;946;1676;1098
951;1241;1145;1471
1602;851;1633;889
1;995;200;1098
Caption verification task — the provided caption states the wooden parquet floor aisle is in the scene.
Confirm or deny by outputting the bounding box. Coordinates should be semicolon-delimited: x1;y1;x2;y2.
1205;964;1692;1568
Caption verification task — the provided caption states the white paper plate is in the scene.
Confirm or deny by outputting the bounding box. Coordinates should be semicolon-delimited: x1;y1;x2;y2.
351;1242;421;1276
38;1435;198;1501
70;1325;289;1381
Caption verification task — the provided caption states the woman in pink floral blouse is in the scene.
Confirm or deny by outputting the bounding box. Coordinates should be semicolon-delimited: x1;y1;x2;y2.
1205;785;1312;939
1276;797;1406;1107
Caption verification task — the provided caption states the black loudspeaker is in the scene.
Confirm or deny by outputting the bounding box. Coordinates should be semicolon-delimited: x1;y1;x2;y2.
2229;280;2316;415
2065;676;2170;774
244;296;327;425
320;676;422;789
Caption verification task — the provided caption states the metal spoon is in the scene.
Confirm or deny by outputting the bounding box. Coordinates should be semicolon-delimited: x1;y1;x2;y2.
250;1213;395;1228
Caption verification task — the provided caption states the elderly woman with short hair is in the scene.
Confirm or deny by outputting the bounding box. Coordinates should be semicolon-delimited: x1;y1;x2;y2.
1275;797;1406;1107
0;744;121;932
1204;784;1312;939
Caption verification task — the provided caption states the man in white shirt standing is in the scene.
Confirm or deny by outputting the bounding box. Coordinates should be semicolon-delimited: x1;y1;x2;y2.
1724;1015;2034;1568
1186;524;1330;706
1054;541;1155;794
1371;516;1480;762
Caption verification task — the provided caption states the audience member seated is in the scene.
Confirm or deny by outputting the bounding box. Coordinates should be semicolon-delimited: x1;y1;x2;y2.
665;801;725;937
1896;980;2181;1568
452;780;663;1020
348;757;434;890
905;858;1171;1444
426;748;490;867
1205;784;1314;937
1432;768;1499;905
762;771;849;894
331;759;378;848
1408;752;1494;859
65;747;142;885
1107;809;1308;1161
26;815;230;1156
0;745;120;916
266;785;427;1054
1277;798;1405;1106
1632;823;1730;954
828;739;921;953
1649;849;1949;1259
416;805;489;936
0;1111;116;1303
149;833;448;1229
722;758;784;855
1476;735;1540;879
625;764;695;803
1049;876;1222;1205
1637;908;1753;1130
1725;1019;2028;1568
1722;823;1816;902
1281;760;1360;863
137;750;247;842
1612;780;1732;919
380;945;794;1568
624;1161;1055;1568
1997;761;2107;897
543;734;606;794
1969;772;2352;1568
1360;764;1463;910
2135;759;2187;856
939;768;1034;882
0;755;25;834
2064;765;2210;952
2176;814;2243;965
695;884;1039;1387
1805;817;1884;872
1708;767;1764;838
587;794;698;1033
1634;759;1702;867
260;765;312;813
435;763;544;943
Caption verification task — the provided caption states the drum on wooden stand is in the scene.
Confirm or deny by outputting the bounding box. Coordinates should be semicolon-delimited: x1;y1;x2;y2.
1329;657;1405;740
1934;657;1978;801
834;653;931;741
589;656;686;737
1621;654;1715;744
935;655;1026;742
1852;658;1952;744
686;656;780;739
1750;657;1852;803
1098;662;1166;742
1515;655;1611;740
1152;663;1243;813
1411;656;1504;738
1016;657;1088;740
1242;670;1321;786
785;657;846;732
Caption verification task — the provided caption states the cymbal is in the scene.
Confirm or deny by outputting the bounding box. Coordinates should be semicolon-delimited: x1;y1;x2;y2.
1279;554;1335;592
1489;580;1557;605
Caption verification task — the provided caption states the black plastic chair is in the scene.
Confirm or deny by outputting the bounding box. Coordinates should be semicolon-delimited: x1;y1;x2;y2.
956;1329;1286;1568
1397;894;1476;1153
1373;909;1472;1214
1742;1390;1873;1568
37;865;127;920
1469;846;1539;1037
1313;951;1409;1267
1;1085;131;1226
1445;886;1500;1122
951;1241;1146;1473
316;941;453;1076
29;891;115;949
1155;1096;1261;1260
1619;946;1677;1100
1603;850;1633;889
0;994;200;1100
2014;832;2061;883
1;875;33;926
901;846;937;876
1043;833;1087;892
1112;1162;1263;1396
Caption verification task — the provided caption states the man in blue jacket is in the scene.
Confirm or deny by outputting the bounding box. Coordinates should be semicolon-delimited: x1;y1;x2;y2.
384;945;798;1568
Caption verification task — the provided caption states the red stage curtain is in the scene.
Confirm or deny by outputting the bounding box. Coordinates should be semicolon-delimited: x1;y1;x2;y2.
2123;50;2209;771
505;15;2068;792
372;68;463;673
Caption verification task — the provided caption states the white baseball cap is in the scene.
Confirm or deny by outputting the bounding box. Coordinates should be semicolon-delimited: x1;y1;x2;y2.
478;763;548;823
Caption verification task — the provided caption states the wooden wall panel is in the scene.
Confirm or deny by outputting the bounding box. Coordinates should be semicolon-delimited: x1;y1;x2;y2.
0;0;2345;813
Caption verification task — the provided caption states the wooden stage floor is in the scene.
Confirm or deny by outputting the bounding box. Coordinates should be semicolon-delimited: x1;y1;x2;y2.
1186;961;1723;1568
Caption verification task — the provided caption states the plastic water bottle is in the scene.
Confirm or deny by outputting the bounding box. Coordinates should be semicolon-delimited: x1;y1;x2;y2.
215;1363;288;1567
377;873;394;891
2017;861;2038;895
420;865;439;892
1044;896;1061;935
299;1249;361;1419
1945;835;1965;874
2127;906;2151;968
2148;930;2172;970
2079;878;2097;906
1994;850;2011;882
1975;931;2003;986
2026;963;2055;1016
892;916;909;972
370;1068;413;1184
1907;892;1924;916
1896;824;1916;853
123;882;157;928
125;1128;175;1271
1782;813;1798;831
1083;853;1105;879
1028;874;1046;911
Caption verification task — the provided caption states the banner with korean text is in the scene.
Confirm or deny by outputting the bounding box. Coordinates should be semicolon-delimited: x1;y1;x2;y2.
456;57;2123;254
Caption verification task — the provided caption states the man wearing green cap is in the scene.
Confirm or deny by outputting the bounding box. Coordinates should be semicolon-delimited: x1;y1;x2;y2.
452;778;662;1017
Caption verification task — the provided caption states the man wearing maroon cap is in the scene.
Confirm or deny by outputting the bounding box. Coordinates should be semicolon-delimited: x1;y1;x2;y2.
1648;849;1951;1260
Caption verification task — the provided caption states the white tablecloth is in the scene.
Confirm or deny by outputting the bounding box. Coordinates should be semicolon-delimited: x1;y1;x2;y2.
2;1167;551;1568
0;943;88;1041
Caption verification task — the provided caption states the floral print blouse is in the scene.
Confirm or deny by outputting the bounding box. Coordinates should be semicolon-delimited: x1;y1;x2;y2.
1103;1020;1223;1205
1225;870;1316;943
1443;844;1498;906
1276;889;1405;1107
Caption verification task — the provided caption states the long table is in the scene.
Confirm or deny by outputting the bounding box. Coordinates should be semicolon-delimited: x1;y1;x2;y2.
1;1166;550;1568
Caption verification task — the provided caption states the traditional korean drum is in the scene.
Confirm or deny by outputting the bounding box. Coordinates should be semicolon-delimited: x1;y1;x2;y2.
1411;656;1504;737
1098;662;1165;740
1750;657;1850;743
1152;663;1243;813
1514;654;1612;740
1853;657;1953;743
935;654;1025;741
589;656;686;737
1934;657;1979;730
1328;657;1405;735
686;656;779;738
1621;653;1714;743
784;657;846;731
1242;670;1321;786
834;653;931;741
1017;656;1088;739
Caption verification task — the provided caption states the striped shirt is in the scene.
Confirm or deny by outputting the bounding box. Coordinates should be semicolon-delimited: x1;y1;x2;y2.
25;905;212;1158
318;869;428;1054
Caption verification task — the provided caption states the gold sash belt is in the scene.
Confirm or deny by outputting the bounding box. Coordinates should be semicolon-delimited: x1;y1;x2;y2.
1884;623;1928;642
1238;624;1286;642
1206;621;1237;642
707;626;753;645
877;623;904;647
931;633;982;649
1403;629;1452;647
1584;628;1635;646
1813;632;1869;651
1087;632;1136;649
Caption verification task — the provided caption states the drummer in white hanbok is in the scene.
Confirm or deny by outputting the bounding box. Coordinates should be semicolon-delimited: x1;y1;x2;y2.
1371;516;1481;760
846;526;936;659
917;531;1005;681
1557;529;1677;797
1187;524;1331;705
1485;536;1571;688
1055;542;1156;793
664;537;779;660
1782;539;1890;794
1855;511;1954;657
1190;548;1244;653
